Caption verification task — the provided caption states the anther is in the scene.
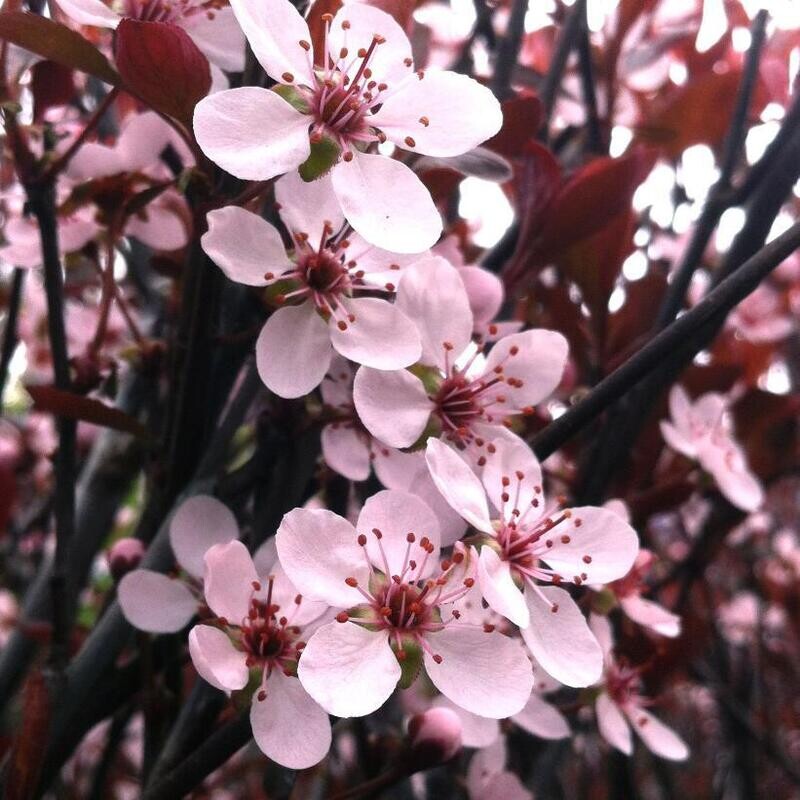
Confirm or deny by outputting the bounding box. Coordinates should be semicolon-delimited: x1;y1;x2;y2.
345;577;358;587
299;39;311;50
336;611;349;623
404;136;416;147
419;116;429;126
337;321;348;331
282;71;294;82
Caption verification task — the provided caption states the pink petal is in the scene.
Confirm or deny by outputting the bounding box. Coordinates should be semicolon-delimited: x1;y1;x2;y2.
298;621;400;717
424;438;493;533
371;71;502;157
328;4;413;88
659;420;696;458
188;624;249;692
181;7;246;73
372;444;426;490
59;215;99;254
275;507;366;608
481;329;568;410
357;489;440;577
331;154;441;254
344;234;422;286
117;111;175;174
250;670;331;768
331;297;421;369
459;266;504;327
322;423;371;482
467;739;506;795
407;468;468;547
125;202;188;252
542;505;639;585
624;706;689;761
202;207;290;286
521;586;603;688
352;366;432;448
588;612;614;661
256;306;332;398
395;256;473;370
118;569;196;633
434;697;500;748
481;437;543;523
668;385;692;432
321;354;355;408
229;0;314;86
52;0;120;27
424;626;533;718
596;693;633;755
620;595;681;638
269;562;329;626
477;546;529;627
194;87;310;180
169;495;239;579
701;439;764;512
203;541;258;624
275;171;344;247
512;694;570;740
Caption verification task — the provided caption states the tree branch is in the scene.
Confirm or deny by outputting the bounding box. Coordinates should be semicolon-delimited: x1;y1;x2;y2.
0;267;24;409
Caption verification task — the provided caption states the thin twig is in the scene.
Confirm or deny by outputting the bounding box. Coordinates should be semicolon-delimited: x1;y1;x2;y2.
0;267;25;408
491;0;528;100
576;7;603;154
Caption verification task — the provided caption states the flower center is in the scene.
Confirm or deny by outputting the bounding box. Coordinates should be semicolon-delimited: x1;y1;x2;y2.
433;374;483;441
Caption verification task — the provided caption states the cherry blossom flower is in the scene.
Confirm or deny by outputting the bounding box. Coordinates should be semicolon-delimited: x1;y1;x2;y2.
590;614;689;761
660;385;764;512
201;172;421;398
425;437;639;687
52;0;245;73
193;0;502;252
353;257;567;456
118;494;240;632
188;540;331;768
275;489;534;719
466;737;532;800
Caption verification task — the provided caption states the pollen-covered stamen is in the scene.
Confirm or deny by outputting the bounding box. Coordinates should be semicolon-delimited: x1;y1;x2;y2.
123;0;226;24
605;660;647;710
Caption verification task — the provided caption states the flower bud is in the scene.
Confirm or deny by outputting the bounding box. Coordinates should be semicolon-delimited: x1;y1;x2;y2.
406;707;462;770
108;538;145;581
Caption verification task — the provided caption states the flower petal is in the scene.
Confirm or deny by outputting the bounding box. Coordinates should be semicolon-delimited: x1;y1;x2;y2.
521;586;602;688
228;0;314;85
620;595;681;638
372;71;502;157
170;495;239;579
52;0;120;27
202;207;290;286
275;507;365;608
125;201;187;251
357;489;440;577
481;437;544;523
275;171;344;247
596;693;633;755
203;541;258;624
331;296;421;369
424;625;533;718
459;265;504;327
256;306;333;398
434;696;500;748
118;569;196;633
395;256;473;370
181;7;246;73
194;87;310;181
425;438;493;533
352;366;432;448
322;423;371;482
477;546;529;627
512;694;571;740
298;621;400;717
188;624;249;692
542;506;639;585
624;706;689;761
251;670;332;768
332;154;441;253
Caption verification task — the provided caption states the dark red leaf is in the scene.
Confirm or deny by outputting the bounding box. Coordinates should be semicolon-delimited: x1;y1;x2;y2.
31;61;75;121
486;93;544;159
27;385;151;440
307;0;343;67
0;12;119;85
364;0;414;31
114;19;211;127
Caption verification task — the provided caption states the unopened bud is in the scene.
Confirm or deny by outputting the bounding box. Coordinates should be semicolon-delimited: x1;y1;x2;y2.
108;538;145;581
406;707;462;770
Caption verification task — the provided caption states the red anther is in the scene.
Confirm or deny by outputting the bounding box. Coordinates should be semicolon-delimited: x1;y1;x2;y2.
419;116;429;126
343;151;354;162
373;528;383;539
488;324;498;335
377;82;388;91
502;476;511;487
275;294;287;305
279;616;288;626
337;320;348;331
515;470;524;480
552;573;562;584
432;654;443;664
345;577;358;587
252;581;261;591
420;536;429;548
452;610;461;619
574;576;583;586
374;33;385;43
509;345;519;356
409;560;417;569
545;539;553;548
299;39;311;50
397;649;407;661
357;534;368;546
550;603;559;613
522;406;535;415
477;456;486;466
392;575;402;584
339;47;348;58
217;617;229;626
463;578;475;588
364;68;372;79
336;611;349;623
355;269;365;278
258;690;267;701
441;559;451;571
407;532;416;543
483;623;495;633
282;71;294;82
452;552;464;564
487;443;496;454
357;47;367;57
295;594;302;604
295;641;306;650
385;282;395;291
495;395;506;403
443;341;454;351
404;136;416;147
638;716;649;726
582;555;592;564
403;57;413;66
348;313;356;323
575;518;583;527
380;606;392;616
501;493;509;503
561;535;571;544
264;272;274;280
580;572;588;581
341;19;351;28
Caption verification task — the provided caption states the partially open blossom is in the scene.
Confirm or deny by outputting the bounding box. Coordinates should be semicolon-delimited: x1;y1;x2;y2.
276;489;534;718
354;257;567;456
107;537;145;581
201;172;421;398
407;706;463;768
193;0;502;251
590;614;689;762
188;540;331;768
425;437;639;687
660;386;764;512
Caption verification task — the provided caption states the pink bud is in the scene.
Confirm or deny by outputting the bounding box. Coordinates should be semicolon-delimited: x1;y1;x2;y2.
108;538;145;581
406;707;462;770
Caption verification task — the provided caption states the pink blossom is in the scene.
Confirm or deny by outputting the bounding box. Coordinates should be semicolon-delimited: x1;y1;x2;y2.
188;540;331;768
660;386;764;512
118;495;240;633
276;489;534;719
353;257;567;455
425;437;639;687
466;737;532;800
53;0;245;72
590;614;689;761
727;284;794;343
202;172;422;398
193;1;502;251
